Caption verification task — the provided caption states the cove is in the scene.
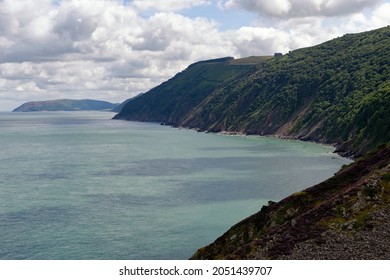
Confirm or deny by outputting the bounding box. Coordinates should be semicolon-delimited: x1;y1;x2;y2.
0;111;352;259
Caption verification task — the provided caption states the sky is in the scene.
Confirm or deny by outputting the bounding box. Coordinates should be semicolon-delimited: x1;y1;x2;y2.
0;0;389;111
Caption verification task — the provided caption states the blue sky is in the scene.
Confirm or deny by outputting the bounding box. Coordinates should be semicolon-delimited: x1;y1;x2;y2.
0;0;389;111
181;3;257;30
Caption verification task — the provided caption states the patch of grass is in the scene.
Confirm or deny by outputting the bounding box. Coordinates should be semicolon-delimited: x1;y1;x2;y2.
273;212;286;225
319;215;347;229
362;184;379;198
381;173;390;181
381;177;390;203
353;208;373;229
292;191;308;196
229;56;273;65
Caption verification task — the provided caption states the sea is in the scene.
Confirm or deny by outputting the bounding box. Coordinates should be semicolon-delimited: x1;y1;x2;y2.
0;111;352;259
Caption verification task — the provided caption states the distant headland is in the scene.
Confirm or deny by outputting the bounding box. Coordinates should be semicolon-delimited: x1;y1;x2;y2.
13;99;119;112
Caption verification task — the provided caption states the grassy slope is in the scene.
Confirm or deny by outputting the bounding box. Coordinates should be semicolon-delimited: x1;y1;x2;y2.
116;27;390;157
113;27;390;259
181;26;390;157
189;27;390;259
113;57;254;124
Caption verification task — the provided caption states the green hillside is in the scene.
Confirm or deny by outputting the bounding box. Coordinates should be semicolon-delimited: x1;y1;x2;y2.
115;26;390;157
113;57;256;124
181;27;390;157
114;26;390;260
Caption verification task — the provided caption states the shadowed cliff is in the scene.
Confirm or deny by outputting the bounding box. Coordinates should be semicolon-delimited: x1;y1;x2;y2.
115;26;390;158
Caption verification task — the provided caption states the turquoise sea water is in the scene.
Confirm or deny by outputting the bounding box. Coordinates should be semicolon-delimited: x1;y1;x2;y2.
0;111;351;259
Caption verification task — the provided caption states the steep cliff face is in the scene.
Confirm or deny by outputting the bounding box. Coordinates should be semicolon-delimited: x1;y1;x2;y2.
113;26;390;259
113;57;256;124
181;27;390;157
191;144;390;260
115;26;390;157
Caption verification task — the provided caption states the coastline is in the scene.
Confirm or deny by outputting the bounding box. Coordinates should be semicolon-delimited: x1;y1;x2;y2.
191;143;390;260
167;122;356;161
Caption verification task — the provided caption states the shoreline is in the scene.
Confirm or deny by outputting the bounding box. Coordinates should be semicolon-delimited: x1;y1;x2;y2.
191;144;390;260
113;115;358;161
169;123;356;161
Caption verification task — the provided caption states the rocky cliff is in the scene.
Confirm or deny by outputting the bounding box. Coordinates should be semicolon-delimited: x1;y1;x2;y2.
115;26;390;158
191;144;390;259
113;26;390;259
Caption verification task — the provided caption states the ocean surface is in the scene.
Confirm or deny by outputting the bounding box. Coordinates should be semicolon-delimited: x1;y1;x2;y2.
0;111;352;259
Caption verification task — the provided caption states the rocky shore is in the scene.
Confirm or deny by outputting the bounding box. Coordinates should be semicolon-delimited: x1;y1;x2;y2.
280;210;390;259
191;144;390;260
268;180;390;260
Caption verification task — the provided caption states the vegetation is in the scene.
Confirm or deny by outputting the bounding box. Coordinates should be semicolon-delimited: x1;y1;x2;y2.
228;56;273;65
191;143;390;259
113;26;390;259
114;57;254;124
13;99;118;112
115;26;390;157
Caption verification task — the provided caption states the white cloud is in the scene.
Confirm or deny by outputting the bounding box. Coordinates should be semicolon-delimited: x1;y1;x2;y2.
223;0;292;16
222;0;390;55
131;0;211;12
0;0;236;110
225;27;290;56
220;0;383;18
0;0;389;111
16;82;42;92
340;2;390;31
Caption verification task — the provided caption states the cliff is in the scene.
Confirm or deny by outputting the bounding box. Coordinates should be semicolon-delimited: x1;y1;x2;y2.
191;143;390;259
113;57;262;124
115;26;390;157
113;26;390;259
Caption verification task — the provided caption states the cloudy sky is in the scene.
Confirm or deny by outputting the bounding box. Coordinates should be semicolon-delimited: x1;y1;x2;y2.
0;0;389;111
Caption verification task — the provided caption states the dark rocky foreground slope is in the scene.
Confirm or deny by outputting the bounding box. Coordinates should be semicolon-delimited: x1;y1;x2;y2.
191;144;390;259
